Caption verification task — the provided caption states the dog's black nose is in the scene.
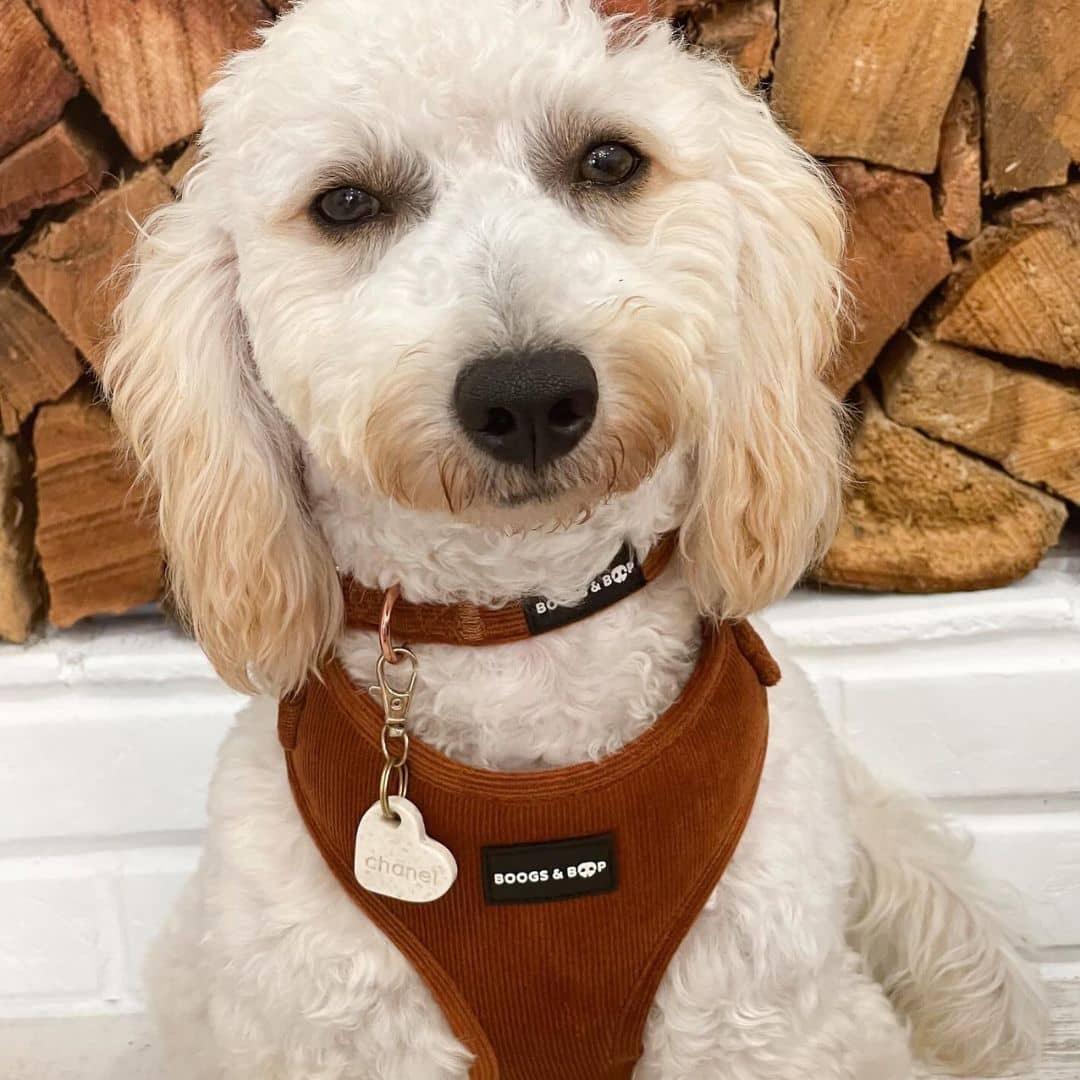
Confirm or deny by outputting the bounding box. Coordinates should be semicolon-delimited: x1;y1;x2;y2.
453;348;598;470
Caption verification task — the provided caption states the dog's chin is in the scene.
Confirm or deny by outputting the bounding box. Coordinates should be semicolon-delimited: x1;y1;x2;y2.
449;479;618;533
370;463;651;533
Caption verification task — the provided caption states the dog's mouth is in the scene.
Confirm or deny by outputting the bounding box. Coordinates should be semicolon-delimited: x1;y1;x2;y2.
436;447;622;518
497;483;562;508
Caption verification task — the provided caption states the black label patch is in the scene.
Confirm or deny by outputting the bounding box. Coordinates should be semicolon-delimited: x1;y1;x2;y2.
482;833;617;905
522;543;645;635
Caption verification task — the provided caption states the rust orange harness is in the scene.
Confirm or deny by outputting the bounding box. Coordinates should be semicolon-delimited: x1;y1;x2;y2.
279;551;777;1079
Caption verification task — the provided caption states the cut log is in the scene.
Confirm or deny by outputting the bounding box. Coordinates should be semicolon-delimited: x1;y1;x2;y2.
0;119;110;235
772;0;980;173
0;435;41;642
880;334;1080;506
33;387;162;627
814;390;1067;593
165;142;200;190
34;0;269;161
693;0;776;88
827;162;952;396
935;187;1080;370
0;285;82;435
0;0;80;158
935;77;982;241
982;0;1080;195
13;169;173;368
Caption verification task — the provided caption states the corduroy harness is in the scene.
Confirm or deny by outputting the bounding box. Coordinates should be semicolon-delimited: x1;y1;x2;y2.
278;541;777;1079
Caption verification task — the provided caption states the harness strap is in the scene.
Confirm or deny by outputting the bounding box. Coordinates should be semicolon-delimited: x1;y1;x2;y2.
281;621;774;1078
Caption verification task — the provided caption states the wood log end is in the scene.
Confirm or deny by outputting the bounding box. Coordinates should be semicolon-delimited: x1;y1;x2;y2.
0;118;111;236
773;0;980;173
0;0;81;159
934;187;1080;370
826;162;951;396
33;388;163;627
0;434;43;642
0;284;83;436
879;332;1080;506
35;0;270;161
982;0;1080;195
13;168;173;366
813;389;1067;593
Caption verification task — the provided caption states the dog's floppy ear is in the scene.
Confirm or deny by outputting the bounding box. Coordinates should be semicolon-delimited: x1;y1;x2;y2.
102;166;342;695
680;111;846;619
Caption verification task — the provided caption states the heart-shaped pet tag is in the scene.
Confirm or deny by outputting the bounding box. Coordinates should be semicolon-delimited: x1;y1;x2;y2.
354;796;457;902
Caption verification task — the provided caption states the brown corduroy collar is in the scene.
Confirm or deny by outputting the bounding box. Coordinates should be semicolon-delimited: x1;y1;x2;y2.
340;531;679;649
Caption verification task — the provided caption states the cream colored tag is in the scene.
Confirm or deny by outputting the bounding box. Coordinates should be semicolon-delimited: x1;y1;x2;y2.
354;796;457;903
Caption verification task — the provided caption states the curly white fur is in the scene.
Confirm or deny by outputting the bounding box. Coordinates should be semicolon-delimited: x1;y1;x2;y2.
102;1;1047;1076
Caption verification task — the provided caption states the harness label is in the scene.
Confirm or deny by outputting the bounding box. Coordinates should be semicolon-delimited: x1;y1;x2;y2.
482;833;617;904
522;543;646;635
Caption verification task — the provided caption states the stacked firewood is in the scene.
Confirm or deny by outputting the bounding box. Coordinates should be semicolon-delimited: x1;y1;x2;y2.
762;0;1080;593
0;0;1077;643
0;0;274;641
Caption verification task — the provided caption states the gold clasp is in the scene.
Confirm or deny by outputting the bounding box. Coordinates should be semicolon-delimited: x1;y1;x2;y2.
370;647;418;726
369;646;419;820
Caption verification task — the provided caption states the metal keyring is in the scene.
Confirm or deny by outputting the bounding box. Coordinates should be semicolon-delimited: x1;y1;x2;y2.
380;725;410;766
379;760;409;820
379;584;402;664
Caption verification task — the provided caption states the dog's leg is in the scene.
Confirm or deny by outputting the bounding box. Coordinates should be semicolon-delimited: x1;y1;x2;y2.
639;943;914;1080
844;752;1049;1075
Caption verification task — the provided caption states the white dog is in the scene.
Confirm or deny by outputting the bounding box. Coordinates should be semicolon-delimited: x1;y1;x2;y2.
103;1;1047;1076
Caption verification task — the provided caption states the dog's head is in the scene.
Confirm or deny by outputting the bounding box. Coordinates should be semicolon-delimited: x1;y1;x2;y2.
104;0;845;692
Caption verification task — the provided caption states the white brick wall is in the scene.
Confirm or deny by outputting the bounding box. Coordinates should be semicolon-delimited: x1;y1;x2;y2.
1;550;1078;1018
0;617;238;1019
757;546;1080;956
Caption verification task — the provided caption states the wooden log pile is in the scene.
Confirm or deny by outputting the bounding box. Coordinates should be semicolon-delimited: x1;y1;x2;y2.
761;0;1078;592
0;0;268;641
0;0;1077;641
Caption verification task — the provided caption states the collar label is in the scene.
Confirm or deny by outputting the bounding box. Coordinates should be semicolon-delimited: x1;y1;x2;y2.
522;543;645;635
482;833;617;905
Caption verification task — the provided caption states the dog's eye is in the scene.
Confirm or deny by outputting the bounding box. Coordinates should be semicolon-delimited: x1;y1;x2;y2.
577;142;641;186
314;186;381;226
